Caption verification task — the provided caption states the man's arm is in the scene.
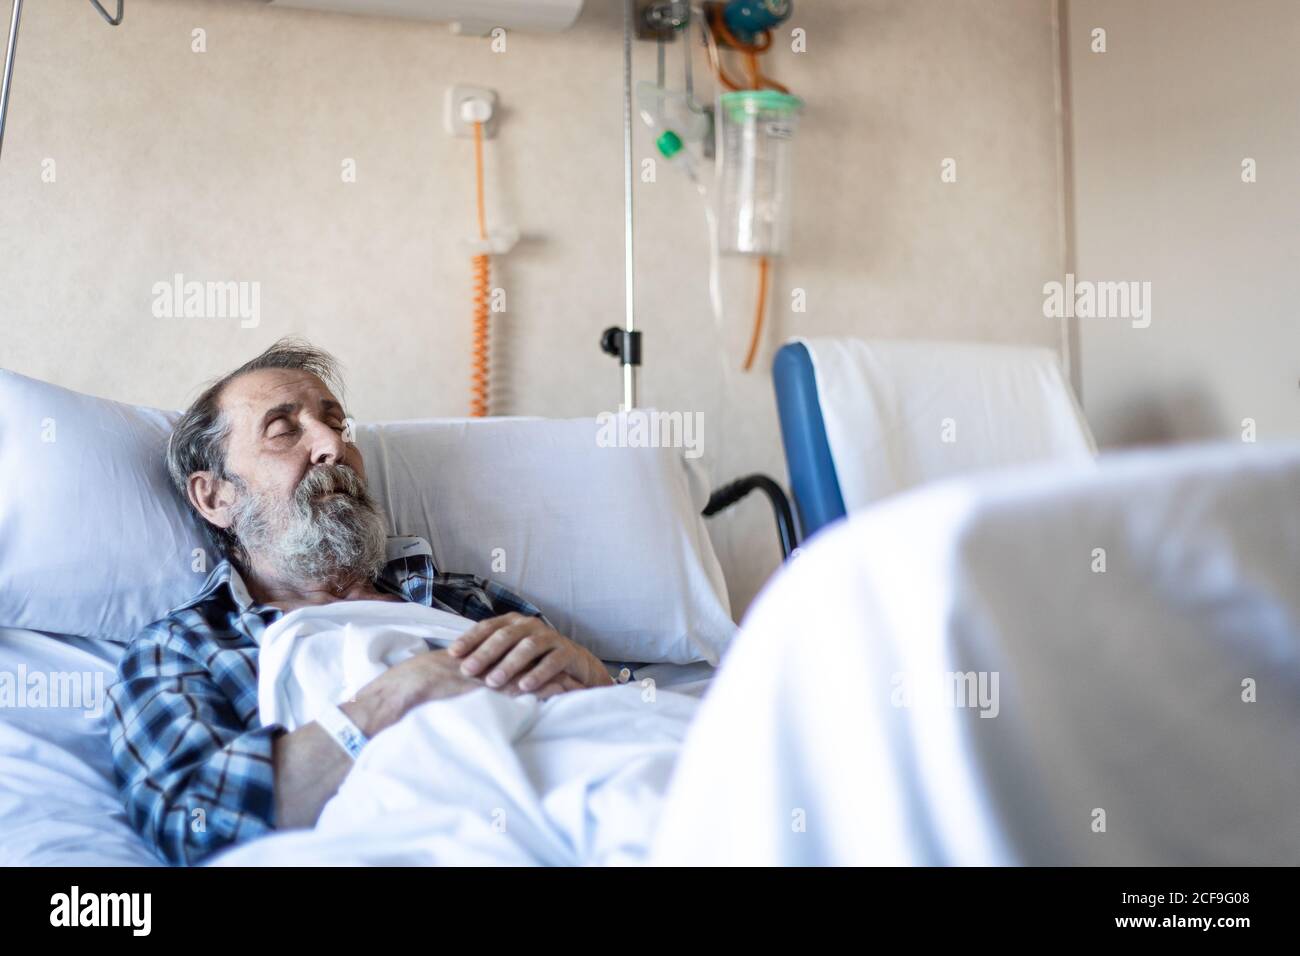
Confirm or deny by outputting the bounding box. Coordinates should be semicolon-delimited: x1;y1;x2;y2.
275;648;581;827
108;620;486;861
109;622;589;864
106;623;285;865
271;681;406;829
106;621;396;862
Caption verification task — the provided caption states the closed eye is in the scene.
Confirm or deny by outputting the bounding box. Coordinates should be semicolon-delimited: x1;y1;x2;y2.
267;417;298;439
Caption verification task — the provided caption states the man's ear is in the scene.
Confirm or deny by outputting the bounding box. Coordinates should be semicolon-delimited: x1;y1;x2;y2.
187;471;238;530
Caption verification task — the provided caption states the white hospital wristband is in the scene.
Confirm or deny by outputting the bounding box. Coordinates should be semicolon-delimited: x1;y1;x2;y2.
317;704;369;761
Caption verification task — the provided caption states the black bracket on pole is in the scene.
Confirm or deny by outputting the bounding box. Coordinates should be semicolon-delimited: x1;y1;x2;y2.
600;327;642;368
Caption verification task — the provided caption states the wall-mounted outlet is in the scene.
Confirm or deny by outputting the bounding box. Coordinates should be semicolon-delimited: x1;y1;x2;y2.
445;86;500;139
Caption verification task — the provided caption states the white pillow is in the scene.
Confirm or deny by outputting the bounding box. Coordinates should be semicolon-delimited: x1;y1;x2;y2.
0;369;735;664
355;417;735;664
0;371;211;643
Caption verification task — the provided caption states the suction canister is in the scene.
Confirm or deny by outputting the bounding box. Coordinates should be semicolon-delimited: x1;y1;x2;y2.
715;89;803;257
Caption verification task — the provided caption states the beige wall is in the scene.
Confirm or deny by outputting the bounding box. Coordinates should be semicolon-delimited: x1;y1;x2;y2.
0;0;1067;615
1065;0;1300;446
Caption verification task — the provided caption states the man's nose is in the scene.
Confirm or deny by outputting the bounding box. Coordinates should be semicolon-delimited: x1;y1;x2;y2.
306;418;348;466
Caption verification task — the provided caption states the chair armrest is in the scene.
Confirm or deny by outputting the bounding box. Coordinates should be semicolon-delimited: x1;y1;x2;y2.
702;473;800;560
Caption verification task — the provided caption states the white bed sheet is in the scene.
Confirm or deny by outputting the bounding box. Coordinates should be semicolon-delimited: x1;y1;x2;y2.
0;624;715;867
210;659;715;866
212;681;704;866
0;628;160;866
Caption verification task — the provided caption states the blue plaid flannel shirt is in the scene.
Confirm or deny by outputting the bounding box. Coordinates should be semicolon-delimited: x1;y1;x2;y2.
105;535;552;866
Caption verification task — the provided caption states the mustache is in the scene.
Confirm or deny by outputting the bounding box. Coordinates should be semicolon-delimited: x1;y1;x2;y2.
295;463;369;503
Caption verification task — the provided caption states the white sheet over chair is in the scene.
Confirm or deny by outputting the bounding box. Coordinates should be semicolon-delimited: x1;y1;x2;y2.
795;338;1096;510
650;441;1300;865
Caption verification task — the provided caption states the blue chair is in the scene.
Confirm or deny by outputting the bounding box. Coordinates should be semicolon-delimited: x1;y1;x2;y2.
773;338;1096;542
772;341;847;540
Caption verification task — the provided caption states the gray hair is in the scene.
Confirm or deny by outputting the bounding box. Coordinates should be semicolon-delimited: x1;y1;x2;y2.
167;337;345;562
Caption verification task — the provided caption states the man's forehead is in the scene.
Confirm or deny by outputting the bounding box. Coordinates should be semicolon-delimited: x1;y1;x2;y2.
220;368;340;418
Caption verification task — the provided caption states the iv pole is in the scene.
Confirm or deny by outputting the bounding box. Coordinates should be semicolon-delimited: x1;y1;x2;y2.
0;1;124;163
600;0;643;411
599;1;690;410
620;0;637;411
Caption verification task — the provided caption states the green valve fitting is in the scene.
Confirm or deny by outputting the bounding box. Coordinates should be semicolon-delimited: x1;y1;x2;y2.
656;129;684;159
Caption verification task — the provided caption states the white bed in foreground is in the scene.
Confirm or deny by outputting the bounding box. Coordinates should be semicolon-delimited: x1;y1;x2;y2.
651;441;1300;865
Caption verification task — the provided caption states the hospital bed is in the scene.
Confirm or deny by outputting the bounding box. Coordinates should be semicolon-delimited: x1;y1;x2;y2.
4;347;1296;866
0;622;722;867
0;366;772;866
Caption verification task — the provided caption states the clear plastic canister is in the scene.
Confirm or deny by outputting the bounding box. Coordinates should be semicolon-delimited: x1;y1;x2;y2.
715;90;804;257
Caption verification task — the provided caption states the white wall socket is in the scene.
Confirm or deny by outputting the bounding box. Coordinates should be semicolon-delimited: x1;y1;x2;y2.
445;86;500;139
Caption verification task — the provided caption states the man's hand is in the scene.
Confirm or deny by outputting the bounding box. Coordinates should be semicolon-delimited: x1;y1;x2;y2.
352;646;581;738
448;613;614;695
277;635;601;832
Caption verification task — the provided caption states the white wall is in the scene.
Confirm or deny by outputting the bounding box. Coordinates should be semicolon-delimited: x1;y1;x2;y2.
0;0;1068;615
1065;0;1300;446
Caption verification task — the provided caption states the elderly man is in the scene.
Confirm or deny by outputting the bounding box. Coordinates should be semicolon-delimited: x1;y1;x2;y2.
106;339;612;865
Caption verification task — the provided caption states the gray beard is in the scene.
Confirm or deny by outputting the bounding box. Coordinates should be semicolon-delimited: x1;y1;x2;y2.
227;463;389;587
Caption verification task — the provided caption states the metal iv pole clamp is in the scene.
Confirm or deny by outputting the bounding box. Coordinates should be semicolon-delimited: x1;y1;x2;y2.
600;327;643;370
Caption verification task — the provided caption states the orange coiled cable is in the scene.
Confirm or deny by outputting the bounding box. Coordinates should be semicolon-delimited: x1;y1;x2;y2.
469;119;491;417
470;252;490;417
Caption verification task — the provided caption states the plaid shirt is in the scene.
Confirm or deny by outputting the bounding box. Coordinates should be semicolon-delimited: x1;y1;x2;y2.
105;535;551;866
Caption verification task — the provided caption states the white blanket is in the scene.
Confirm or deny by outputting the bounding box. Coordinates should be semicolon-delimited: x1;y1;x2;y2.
257;600;478;732
796;337;1096;509
218;601;702;866
651;441;1300;865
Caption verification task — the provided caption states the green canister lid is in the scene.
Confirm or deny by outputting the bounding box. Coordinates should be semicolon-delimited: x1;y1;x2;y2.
720;89;804;122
